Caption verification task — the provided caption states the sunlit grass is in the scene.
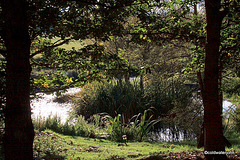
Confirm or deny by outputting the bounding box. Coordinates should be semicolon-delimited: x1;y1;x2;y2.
33;129;203;160
33;128;240;160
50;38;94;51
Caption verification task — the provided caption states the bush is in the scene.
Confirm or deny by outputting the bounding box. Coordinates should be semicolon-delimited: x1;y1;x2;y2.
72;80;145;120
142;75;203;141
73;78;196;118
72;76;202;141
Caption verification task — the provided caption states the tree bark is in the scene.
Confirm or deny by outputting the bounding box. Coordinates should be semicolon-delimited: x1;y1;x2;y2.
3;0;35;159
203;0;227;159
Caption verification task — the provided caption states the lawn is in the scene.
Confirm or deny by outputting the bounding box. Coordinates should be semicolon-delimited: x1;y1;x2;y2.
50;38;94;51
33;130;240;160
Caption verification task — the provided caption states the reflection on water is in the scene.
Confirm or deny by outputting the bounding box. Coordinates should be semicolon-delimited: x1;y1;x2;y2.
148;100;235;142
31;87;81;123
30;87;235;142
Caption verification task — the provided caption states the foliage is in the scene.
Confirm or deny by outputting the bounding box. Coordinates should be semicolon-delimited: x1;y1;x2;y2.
23;0;139;94
31;42;130;94
107;113;137;142
223;71;240;97
72;80;145;120
1;1;240;158
129;109;161;142
32;114;97;137
222;70;240;140
144;74;195;115
34;131;67;160
223;102;240;148
220;1;240;70
105;109;159;142
223;98;240;134
0;57;5;149
72;74;201;140
1;1;139;158
0;58;5;111
144;75;202;141
72;77;196;117
32;110;158;143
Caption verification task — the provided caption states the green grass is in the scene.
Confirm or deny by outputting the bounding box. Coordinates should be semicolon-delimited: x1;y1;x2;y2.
31;37;93;60
33;129;198;160
33;129;240;160
51;38;94;51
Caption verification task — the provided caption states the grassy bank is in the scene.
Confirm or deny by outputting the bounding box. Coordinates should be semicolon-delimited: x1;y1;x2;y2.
33;129;199;160
33;130;240;160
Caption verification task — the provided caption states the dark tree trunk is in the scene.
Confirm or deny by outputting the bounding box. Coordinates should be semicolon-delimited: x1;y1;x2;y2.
3;0;35;159
203;0;227;159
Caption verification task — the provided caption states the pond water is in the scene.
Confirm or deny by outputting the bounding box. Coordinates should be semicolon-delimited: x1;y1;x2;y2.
31;87;81;123
30;87;236;141
223;100;236;112
31;87;235;122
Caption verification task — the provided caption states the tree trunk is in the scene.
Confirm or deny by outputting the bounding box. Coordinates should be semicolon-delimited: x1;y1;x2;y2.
3;0;35;159
203;0;227;159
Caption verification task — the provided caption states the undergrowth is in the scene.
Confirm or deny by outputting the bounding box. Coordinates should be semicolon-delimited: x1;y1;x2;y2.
33;114;98;137
32;109;160;142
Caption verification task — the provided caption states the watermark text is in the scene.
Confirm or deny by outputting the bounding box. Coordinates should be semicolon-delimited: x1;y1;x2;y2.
204;151;235;155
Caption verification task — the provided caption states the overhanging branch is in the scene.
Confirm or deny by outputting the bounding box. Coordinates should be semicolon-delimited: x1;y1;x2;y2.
31;71;100;94
0;49;6;58
66;0;150;10
30;38;72;58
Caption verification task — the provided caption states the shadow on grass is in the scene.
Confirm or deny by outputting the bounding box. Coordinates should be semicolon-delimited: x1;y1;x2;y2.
34;154;66;160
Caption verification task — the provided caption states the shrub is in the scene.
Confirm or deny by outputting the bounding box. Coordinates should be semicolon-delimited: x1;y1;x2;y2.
143;76;202;141
72;80;145;120
72;76;201;141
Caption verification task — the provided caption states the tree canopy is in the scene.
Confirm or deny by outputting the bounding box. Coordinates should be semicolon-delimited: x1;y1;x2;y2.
0;0;240;159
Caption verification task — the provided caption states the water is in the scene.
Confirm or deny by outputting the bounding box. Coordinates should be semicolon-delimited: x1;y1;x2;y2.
30;87;236;142
148;128;187;142
148;100;236;142
31;87;81;123
223;100;236;112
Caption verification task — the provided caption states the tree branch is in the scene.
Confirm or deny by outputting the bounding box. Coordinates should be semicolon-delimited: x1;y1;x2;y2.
30;38;72;58
0;49;6;58
130;30;206;42
65;0;151;10
31;71;100;94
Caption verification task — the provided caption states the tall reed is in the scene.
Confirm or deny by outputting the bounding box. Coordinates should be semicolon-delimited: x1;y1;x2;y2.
72;80;145;120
